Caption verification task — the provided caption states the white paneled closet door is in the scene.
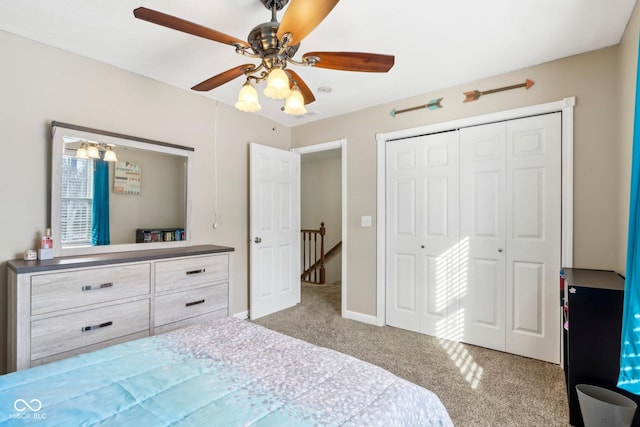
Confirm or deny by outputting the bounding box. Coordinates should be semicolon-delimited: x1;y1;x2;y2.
504;113;561;363
459;122;507;352
459;113;561;363
386;131;460;339
386;112;562;364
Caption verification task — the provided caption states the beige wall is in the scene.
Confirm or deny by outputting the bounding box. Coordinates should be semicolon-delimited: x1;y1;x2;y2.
618;4;640;275
107;149;185;244
292;45;622;317
0;30;290;373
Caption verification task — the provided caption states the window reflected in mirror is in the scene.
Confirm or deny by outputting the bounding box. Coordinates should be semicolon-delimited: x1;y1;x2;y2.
61;150;94;247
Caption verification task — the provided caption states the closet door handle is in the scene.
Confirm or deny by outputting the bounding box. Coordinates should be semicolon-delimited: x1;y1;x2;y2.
82;321;113;332
82;282;113;291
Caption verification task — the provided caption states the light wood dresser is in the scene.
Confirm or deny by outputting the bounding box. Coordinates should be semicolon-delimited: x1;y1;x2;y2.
7;244;234;372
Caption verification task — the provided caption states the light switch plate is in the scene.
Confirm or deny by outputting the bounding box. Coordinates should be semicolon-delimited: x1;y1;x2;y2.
361;216;372;227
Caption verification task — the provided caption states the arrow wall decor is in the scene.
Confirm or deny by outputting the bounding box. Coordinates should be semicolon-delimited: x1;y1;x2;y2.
463;79;534;103
390;98;443;117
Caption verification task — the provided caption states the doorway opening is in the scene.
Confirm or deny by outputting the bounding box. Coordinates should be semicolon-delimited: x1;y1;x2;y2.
294;139;347;317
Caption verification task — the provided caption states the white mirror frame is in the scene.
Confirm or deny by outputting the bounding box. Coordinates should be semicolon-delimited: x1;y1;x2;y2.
51;121;194;257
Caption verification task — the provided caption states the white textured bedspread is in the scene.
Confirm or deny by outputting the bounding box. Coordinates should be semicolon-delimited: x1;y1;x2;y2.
0;317;453;426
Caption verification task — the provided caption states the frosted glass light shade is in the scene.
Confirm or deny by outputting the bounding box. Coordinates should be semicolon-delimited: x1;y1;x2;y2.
87;144;100;159
76;144;88;159
103;147;118;162
235;82;262;112
263;68;291;99
283;86;306;115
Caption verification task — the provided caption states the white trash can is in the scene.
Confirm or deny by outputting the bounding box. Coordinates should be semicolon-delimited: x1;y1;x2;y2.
576;384;637;427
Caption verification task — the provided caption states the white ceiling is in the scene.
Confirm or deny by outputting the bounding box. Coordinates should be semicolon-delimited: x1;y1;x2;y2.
0;0;636;127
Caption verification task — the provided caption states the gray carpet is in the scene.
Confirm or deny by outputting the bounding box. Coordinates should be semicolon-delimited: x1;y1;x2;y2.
253;282;570;426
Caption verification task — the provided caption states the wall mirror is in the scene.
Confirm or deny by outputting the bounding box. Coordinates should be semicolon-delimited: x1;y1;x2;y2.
51;121;193;257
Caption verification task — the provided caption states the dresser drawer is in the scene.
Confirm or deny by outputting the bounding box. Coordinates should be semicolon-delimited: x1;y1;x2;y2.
31;299;150;361
155;254;229;292
155;283;228;327
31;263;151;315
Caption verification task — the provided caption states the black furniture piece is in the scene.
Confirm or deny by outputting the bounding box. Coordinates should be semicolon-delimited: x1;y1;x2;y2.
135;228;185;243
563;268;640;426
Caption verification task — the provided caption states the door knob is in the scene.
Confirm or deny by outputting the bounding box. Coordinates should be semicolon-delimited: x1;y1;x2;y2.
254;237;262;243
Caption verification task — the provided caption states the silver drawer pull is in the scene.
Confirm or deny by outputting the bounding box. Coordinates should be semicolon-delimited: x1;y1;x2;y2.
186;299;205;307
186;269;206;275
81;321;113;332
82;282;114;292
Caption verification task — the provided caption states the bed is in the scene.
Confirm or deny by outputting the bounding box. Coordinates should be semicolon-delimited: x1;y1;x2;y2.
0;317;453;426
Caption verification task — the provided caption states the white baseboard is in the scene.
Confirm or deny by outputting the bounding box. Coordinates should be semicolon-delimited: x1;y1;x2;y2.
233;310;249;320
343;309;384;326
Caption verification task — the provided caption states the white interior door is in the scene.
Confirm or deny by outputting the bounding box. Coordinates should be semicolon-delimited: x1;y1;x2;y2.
386;131;460;339
249;143;300;320
459;122;507;351
385;113;562;363
504;113;561;363
459;114;561;362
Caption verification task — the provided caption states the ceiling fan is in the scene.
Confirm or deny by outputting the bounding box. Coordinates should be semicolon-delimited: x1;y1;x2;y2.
133;0;395;114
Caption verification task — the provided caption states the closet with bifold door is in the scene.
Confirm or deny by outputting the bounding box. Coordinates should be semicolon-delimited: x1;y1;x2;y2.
386;112;562;363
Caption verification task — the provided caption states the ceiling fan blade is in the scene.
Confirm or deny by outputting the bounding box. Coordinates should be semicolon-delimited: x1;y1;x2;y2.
134;7;250;49
303;51;395;72
276;0;339;45
286;70;315;105
191;64;254;91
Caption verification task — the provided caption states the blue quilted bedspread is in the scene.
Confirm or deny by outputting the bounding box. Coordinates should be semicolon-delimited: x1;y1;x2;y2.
0;318;452;426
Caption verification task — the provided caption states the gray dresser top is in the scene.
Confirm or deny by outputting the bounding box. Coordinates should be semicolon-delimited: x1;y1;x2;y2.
8;244;234;274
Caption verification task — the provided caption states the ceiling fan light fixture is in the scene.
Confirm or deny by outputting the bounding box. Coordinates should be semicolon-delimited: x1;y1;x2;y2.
264;68;291;99
87;144;101;159
76;143;89;159
283;85;307;115
133;4;395;115
235;81;262;112
103;146;118;162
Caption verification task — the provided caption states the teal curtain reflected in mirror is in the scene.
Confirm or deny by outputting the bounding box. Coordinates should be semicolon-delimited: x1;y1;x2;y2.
92;159;110;246
619;37;640;395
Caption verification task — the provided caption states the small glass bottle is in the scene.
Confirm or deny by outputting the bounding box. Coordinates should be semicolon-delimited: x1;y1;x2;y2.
41;228;53;249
